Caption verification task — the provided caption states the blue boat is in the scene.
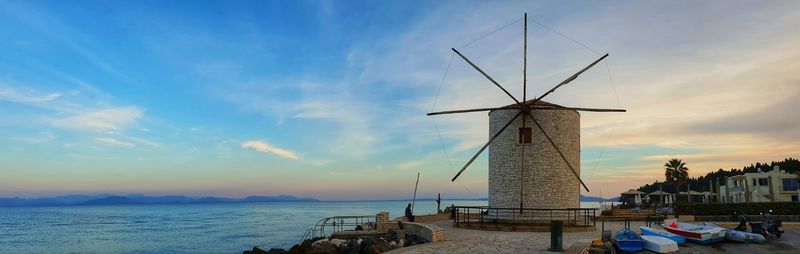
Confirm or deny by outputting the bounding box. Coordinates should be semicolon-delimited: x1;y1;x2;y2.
640;226;686;244
614;228;645;253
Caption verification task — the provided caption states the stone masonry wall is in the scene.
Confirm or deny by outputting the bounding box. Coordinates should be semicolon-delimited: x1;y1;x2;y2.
488;107;580;210
376;212;444;242
404;222;445;242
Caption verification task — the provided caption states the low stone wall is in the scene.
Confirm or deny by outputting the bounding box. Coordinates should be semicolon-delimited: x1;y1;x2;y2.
404;222;444;242
414;212;452;222
376;212;445;243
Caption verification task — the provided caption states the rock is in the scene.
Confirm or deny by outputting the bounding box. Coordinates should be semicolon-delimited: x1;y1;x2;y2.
389;241;397;249
329;238;347;247
288;245;303;254
301;237;327;250
243;246;269;254
359;237;378;253
309;241;337;254
311;238;330;248
366;244;390;254
265;248;288;254
301;237;327;253
397;239;405;248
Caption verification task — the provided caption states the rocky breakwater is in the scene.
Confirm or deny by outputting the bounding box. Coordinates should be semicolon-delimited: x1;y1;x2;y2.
243;230;429;254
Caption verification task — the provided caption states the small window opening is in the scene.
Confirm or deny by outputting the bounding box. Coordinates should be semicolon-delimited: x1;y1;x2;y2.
519;127;532;143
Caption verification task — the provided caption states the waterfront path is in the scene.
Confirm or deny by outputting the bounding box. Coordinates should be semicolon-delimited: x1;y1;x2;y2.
387;220;800;254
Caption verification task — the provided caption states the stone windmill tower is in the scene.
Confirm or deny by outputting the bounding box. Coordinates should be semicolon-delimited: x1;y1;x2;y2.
428;13;625;210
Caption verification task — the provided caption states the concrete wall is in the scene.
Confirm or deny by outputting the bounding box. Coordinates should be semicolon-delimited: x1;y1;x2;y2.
488;106;580;209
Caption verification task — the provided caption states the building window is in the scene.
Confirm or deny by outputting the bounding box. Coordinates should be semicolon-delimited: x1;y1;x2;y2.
753;178;757;186
519;127;532;143
759;178;769;186
783;178;799;191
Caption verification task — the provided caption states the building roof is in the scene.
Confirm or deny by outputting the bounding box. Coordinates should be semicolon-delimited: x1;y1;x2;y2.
621;189;646;195
648;190;672;195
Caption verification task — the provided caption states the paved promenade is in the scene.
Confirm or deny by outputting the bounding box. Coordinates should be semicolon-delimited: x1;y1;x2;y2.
387;220;800;254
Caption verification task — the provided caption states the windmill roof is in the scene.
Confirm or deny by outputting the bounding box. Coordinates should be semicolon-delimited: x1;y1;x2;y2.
500;99;563;108
493;100;578;113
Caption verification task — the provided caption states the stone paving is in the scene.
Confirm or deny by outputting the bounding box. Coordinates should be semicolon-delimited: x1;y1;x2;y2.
386;220;800;254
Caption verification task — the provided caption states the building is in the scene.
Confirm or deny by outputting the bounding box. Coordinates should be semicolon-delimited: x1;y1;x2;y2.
488;100;580;209
719;167;800;203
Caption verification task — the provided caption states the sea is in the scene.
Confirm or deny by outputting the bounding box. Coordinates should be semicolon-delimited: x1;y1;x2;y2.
0;201;608;254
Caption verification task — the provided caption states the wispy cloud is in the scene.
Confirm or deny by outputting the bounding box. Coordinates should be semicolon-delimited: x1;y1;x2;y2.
241;140;300;160
95;137;134;148
49;107;143;132
0;87;62;104
393;161;423;171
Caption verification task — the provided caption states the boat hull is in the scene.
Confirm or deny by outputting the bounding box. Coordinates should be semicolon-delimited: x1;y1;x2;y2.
641;226;686;244
642;235;679;253
615;229;645;252
662;220;725;245
725;230;766;243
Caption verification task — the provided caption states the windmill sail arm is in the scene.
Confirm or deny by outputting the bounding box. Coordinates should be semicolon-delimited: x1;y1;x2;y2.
529;106;626;112
428;107;519;116
524;111;590;192
451;110;522;182
451;48;522;106
535;53;609;102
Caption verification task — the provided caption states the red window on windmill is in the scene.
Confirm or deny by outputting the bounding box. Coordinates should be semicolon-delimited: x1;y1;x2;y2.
519;127;532;143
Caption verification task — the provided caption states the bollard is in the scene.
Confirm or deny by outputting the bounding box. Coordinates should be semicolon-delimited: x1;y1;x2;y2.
548;220;564;252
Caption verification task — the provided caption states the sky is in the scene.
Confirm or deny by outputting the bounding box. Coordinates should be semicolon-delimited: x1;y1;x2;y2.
1;0;799;200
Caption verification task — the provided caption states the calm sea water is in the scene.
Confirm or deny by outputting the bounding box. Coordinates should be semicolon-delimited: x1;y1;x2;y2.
0;201;604;254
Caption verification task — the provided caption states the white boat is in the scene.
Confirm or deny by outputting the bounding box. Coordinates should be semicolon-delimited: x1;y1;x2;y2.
641;235;679;253
662;219;725;244
640;226;685;244
700;222;766;243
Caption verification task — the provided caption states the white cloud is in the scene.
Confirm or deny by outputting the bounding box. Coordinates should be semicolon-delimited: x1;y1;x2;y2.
95;137;134;148
0;87;62;104
393;161;424;170
241;140;300;160
49;107;143;132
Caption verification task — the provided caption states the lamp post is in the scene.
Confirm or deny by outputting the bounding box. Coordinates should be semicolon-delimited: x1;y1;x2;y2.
673;176;679;218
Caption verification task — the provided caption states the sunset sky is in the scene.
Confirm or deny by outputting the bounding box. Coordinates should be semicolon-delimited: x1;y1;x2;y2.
1;0;799;200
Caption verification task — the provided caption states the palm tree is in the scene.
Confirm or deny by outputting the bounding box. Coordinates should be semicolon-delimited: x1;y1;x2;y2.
665;158;689;197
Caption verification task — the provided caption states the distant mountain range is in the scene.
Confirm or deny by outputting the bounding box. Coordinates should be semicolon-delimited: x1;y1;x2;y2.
0;194;319;207
579;194;620;202
0;194;616;207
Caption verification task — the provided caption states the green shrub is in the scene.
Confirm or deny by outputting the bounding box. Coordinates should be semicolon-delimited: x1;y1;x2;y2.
676;202;800;215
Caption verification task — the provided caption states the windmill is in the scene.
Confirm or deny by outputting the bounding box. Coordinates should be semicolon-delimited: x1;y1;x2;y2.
428;13;625;210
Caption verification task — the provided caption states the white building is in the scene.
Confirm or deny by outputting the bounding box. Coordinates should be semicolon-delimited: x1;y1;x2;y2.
719;167;799;203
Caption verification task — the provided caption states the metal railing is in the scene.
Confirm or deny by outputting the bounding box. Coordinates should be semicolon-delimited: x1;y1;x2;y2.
453;206;596;227
300;215;377;242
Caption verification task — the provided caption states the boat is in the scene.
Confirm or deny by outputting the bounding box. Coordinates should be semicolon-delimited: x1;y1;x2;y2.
700;222;766;243
641;235;679;253
640;226;686;244
661;219;725;244
614;228;645;252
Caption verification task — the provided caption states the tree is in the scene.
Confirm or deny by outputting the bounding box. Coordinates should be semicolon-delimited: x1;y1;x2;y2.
665;158;689;194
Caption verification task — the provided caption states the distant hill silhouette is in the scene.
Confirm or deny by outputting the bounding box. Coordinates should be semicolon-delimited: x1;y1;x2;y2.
79;195;143;206
580;194;620;202
0;194;319;207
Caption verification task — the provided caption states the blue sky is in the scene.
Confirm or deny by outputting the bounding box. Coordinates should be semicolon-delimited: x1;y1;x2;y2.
1;1;799;200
